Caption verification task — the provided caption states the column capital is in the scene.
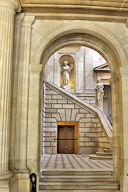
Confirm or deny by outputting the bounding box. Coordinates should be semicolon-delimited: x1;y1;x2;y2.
22;15;35;28
0;0;19;11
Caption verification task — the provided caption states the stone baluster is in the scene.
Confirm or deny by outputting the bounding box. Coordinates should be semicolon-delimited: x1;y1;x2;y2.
15;15;35;171
0;0;18;178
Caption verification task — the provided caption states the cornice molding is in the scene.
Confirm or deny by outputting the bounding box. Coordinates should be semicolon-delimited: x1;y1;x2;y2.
19;0;128;23
20;0;128;11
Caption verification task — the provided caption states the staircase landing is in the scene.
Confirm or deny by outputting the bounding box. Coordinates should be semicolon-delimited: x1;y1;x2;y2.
40;154;113;170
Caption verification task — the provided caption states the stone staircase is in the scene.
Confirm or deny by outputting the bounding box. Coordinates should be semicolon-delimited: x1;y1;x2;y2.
88;148;113;160
43;82;113;153
45;81;113;139
40;82;117;191
39;169;119;191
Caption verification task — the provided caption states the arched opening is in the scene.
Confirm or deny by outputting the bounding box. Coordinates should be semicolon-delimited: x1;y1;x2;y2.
40;43;113;170
42;45;112;149
29;23;128;191
38;32;120;187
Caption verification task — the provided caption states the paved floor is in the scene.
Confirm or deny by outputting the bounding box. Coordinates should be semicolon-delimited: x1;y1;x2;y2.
40;154;113;170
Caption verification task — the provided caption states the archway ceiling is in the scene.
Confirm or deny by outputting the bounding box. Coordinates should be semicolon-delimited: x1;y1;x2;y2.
19;0;128;22
40;32;119;77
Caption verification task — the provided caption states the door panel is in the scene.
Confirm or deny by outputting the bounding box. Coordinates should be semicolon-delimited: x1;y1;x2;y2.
57;125;74;154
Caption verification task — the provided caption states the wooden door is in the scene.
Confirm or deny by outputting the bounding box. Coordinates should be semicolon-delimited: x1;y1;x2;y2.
57;125;74;154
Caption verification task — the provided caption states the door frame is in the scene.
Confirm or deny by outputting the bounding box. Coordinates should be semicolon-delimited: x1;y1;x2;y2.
57;122;79;154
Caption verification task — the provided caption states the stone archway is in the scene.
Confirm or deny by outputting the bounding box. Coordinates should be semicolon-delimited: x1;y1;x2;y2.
29;22;128;192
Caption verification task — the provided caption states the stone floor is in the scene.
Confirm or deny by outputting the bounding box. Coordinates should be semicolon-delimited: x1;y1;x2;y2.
40;154;113;170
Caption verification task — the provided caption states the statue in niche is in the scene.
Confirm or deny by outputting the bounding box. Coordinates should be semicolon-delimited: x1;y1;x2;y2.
96;76;104;110
61;60;73;89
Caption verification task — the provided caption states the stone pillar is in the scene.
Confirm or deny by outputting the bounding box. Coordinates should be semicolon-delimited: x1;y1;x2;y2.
75;47;84;92
110;77;120;182
85;47;94;90
119;66;128;192
0;0;17;180
10;14;24;172
27;64;42;192
15;15;35;171
53;53;61;86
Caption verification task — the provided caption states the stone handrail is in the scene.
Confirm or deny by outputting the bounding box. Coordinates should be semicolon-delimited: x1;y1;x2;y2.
45;81;112;138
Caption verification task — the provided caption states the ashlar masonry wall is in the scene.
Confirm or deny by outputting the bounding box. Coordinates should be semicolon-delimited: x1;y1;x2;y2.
42;84;110;154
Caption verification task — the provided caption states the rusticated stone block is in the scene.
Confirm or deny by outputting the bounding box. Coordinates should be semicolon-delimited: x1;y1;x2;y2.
52;95;62;99
85;123;97;128
85;114;96;118
52;104;62;108
80;118;92;122
63;104;74;108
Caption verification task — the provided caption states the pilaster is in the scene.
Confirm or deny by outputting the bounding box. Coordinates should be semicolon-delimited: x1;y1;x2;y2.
10;13;24;172
27;64;42;172
119;66;128;192
110;76;120;183
28;64;42;192
84;47;94;90
15;15;35;171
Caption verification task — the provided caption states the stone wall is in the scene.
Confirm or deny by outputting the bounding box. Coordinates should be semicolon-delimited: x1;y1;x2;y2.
42;83;110;154
44;46;96;106
75;93;96;105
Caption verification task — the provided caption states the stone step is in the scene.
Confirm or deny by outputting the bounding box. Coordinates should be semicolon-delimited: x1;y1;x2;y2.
40;190;120;192
88;154;112;160
39;181;119;190
41;169;113;176
96;152;112;156
103;149;112;153
41;175;114;183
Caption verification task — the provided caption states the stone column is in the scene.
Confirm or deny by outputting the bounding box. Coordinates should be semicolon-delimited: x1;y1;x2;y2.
15;15;35;171
119;66;128;192
0;0;17;179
